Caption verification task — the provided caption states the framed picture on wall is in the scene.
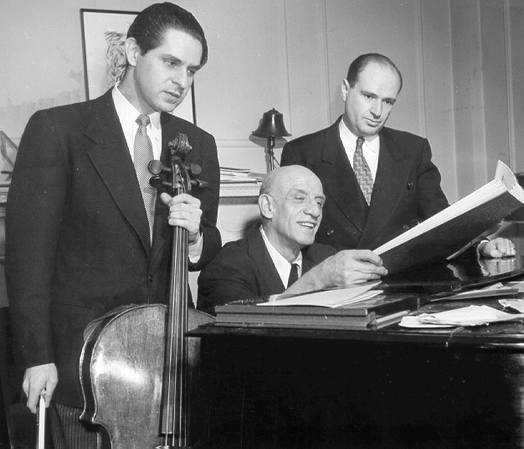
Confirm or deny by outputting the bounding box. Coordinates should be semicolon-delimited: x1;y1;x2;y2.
80;8;196;124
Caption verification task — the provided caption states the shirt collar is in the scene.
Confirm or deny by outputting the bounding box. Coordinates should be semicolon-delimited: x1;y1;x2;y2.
112;84;161;130
260;227;303;286
339;119;380;154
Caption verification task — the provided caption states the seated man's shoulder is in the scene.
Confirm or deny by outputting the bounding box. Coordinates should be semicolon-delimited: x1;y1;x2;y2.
210;237;248;260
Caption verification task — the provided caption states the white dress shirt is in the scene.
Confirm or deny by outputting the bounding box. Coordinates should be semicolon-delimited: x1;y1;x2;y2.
260;227;303;288
112;85;162;161
339;119;380;180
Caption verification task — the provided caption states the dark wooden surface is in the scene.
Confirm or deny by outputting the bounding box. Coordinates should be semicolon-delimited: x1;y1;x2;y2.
193;256;524;448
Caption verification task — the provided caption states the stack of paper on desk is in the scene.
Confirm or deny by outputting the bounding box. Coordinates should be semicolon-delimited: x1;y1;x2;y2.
375;160;524;274
399;305;524;328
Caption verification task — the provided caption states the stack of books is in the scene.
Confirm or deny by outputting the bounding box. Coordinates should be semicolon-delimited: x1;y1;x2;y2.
215;284;420;330
220;167;264;184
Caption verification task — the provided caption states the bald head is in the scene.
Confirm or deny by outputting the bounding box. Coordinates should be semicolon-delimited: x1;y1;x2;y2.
260;165;322;198
258;165;325;261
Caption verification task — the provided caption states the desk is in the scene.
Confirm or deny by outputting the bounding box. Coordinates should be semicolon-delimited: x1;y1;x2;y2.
192;259;524;448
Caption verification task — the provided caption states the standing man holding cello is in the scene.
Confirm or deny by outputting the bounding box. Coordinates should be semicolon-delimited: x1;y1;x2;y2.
5;3;221;447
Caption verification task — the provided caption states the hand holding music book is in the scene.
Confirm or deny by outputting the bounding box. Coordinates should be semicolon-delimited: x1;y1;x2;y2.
375;161;524;274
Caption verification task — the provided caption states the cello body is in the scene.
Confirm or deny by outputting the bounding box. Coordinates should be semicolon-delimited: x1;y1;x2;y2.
79;304;213;448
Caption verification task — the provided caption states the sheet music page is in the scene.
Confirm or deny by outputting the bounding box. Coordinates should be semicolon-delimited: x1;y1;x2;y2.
495;160;524;202
258;281;382;308
375;160;522;256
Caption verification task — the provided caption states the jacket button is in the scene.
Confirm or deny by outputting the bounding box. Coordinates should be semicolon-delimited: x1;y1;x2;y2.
326;229;334;236
407;182;414;190
402;224;410;231
148;275;154;283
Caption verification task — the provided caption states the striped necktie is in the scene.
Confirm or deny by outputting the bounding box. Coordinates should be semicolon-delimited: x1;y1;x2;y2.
353;136;373;205
134;114;156;243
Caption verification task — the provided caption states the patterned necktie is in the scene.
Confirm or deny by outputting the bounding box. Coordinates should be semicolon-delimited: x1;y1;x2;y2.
288;263;299;287
353;136;373;205
134;114;156;243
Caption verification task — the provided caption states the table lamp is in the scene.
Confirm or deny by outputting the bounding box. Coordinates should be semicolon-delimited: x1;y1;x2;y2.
252;108;291;172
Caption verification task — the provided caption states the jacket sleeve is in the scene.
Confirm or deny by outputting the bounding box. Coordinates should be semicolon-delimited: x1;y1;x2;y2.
415;138;449;220
187;130;222;272
5;110;68;368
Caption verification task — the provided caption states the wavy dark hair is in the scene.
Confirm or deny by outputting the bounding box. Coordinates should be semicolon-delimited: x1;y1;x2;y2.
127;2;208;67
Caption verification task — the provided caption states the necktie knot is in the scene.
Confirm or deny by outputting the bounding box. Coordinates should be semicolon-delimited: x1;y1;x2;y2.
136;114;151;128
356;136;365;151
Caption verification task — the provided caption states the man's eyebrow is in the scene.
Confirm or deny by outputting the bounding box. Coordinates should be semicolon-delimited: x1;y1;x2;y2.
361;89;396;104
288;188;308;195
162;54;182;63
161;54;202;71
288;188;325;200
360;90;377;98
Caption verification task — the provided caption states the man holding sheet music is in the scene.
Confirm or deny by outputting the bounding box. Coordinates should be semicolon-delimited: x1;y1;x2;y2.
198;165;388;314
280;53;513;258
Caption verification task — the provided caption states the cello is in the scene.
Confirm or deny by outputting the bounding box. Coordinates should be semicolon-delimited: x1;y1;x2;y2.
79;134;214;448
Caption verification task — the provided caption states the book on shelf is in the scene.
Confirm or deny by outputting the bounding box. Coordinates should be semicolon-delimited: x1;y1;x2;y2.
375;160;524;275
214;289;421;330
219;167;265;184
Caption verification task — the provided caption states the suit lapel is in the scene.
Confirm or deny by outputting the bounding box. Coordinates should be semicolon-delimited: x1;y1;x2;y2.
319;120;369;233
246;229;286;294
359;131;413;248
85;92;152;255
301;250;317;274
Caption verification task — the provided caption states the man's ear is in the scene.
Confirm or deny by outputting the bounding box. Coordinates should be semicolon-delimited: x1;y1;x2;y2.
341;79;350;101
124;37;140;67
259;194;275;219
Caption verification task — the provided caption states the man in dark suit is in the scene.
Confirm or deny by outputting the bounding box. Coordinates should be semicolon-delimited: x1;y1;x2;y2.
198;165;387;315
5;3;221;446
281;53;513;257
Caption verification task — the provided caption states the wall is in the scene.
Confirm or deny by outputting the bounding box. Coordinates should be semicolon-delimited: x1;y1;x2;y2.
1;0;523;200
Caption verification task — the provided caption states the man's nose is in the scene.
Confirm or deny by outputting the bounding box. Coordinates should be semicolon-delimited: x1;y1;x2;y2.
305;201;322;218
370;99;382;117
172;68;189;89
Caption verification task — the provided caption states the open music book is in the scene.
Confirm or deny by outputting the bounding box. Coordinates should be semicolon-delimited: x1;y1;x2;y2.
258;281;382;308
375;161;524;274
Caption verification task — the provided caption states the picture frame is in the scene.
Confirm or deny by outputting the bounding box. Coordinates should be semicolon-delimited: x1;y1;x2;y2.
80;8;196;124
0;131;17;189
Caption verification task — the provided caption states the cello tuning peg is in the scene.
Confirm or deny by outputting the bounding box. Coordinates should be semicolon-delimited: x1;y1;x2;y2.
149;176;164;189
148;160;167;175
190;178;209;189
188;163;202;176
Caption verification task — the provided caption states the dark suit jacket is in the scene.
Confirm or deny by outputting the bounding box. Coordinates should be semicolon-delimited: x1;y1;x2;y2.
5;90;221;407
197;228;336;315
281;117;449;251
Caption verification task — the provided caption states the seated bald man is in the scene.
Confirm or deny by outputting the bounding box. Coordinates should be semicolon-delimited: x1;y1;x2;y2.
197;165;388;315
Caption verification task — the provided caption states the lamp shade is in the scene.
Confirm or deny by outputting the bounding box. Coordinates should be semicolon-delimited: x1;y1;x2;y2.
252;108;291;138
